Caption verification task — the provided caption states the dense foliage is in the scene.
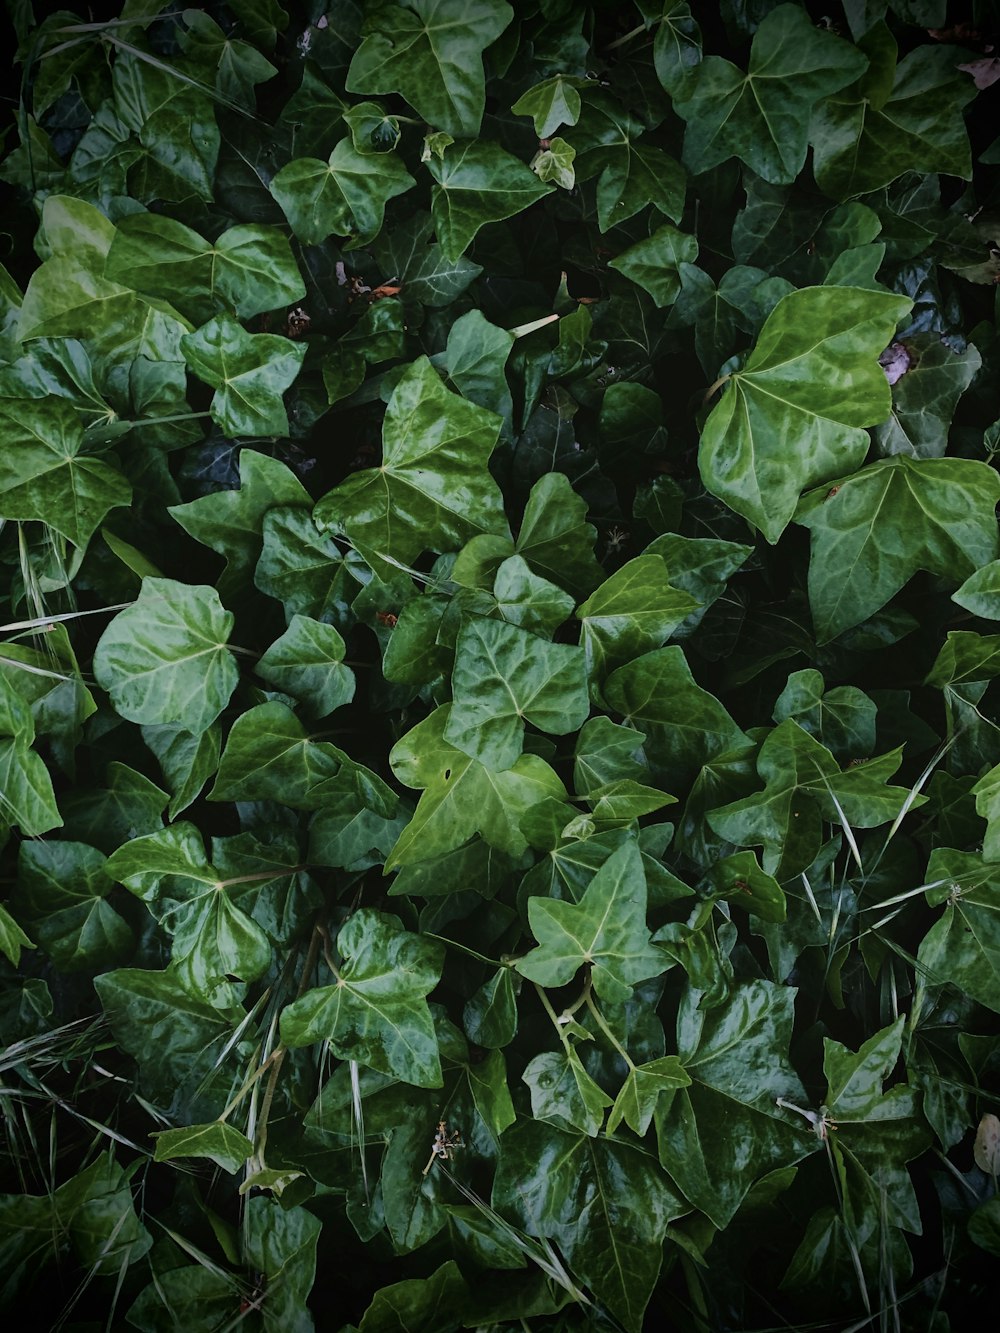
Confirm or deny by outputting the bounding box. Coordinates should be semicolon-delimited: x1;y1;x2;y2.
1;0;1000;1328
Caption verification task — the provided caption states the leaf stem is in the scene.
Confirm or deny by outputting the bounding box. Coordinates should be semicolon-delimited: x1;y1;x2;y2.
533;982;574;1056
584;992;635;1070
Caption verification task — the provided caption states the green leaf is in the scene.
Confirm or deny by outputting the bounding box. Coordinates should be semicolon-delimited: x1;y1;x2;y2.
258;616;355;717
576;555;697;681
953;561;1000;620
180;313;306;438
151;1121;254;1174
654;980;816;1228
707;720;918;879
0;902;34;968
608;225;699;307
604;646;749;786
522;1049;613;1137
653;2;703;99
12;840;131;972
93;579;239;736
796;456;1000;642
105;214;305;323
141;726;219;820
812;40;976;201
514;472;604;598
607;1055;691;1137
445;616;589;770
699;286;911;542
255;506;355;629
874;334;981;459
772;668;877;760
511;75;586;138
427;140;553;263
243;1197;321;1333
674;4;866;184
709;850;786;922
169;450;309;594
346;0;514;138
280;909;444;1087
269;138;415;248
918;849;1000;1015
492;1120;686;1331
371;213;482;309
386;704;566;868
314;356;506;567
0;398;130;550
357;1260;468;1333
516;841;666;1003
491;556;575;638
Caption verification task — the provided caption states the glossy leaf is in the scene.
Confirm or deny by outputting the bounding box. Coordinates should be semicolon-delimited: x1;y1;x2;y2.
699;286;911;542
151;1121;254;1174
269;138;415;248
280;909;444;1087
427;141;552;263
257;615;355;717
674;4;865;183
796;456;1000;642
314;356;506;567
576;555;697;680
180;313;306;438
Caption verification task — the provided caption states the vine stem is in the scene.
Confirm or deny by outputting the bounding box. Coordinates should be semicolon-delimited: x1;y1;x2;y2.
584;992;635;1070
533;983;575;1057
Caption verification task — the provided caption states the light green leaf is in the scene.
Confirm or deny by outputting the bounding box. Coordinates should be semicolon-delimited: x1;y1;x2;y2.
0;398;130;550
258;616;355;717
796;456;1000;642
522;1049;613;1137
512;75;586;138
428;140;553;263
346;0;514;138
608;225;699;308
151;1122;254;1174
573;717;649;795
953;561;1000;620
492;556;574;638
209;701;357;808
280;909;444;1087
0;902;34;967
699;286;911;542
269;138;415;248
386;704;566;869
255;506;356;629
314;356;506;567
674;4;866;184
445;617;589;770
607;1055;690;1137
180;313;306;438
516;841;665;1003
654;980;816;1228
812;40;976;200
577;555;697;681
105;214;305;323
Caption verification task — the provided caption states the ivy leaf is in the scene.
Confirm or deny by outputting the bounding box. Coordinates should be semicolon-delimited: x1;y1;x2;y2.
604;646;749;787
12;840;131;973
516;841;665;1003
918;849;1000;1015
772;668;877;760
151;1122;254;1174
169;450;309;594
812;38;976;201
371;213;482;309
280;909;444;1087
795;456;1000;642
386;704;566;869
346;0;514;138
208;701;360;808
0;398;131;550
427;141;552;263
511;75;586;138
356;1261;469;1333
257;616;355;718
522;1050;613;1137
607;1055;691;1137
445;617;589;771
873;334;981;459
654;980;817;1228
180;313;306;438
269;138;415;248
515;472;604;598
93;579;238;736
608;225;699;307
708;850;786;923
699;286;911;543
243;1198;321;1333
492;556;574;639
105;214;305;323
652;2;703;99
707;720;918;880
576;555;697;681
492;1119;686;1331
255;506;356;629
673;4;866;184
314;356;506;568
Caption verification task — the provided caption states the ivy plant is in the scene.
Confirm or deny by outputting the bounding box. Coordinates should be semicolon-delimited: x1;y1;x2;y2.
1;0;1000;1329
